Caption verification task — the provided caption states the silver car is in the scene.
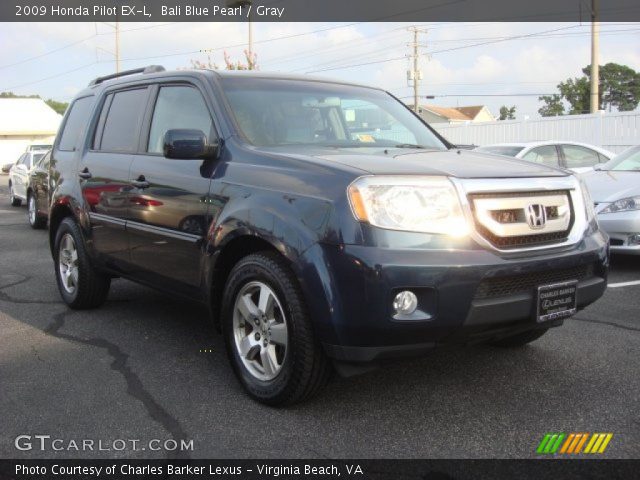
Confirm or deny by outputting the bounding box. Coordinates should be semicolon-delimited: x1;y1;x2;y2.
581;146;640;255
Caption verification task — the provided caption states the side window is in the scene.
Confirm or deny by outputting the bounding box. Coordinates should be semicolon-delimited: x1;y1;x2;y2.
147;85;213;154
562;145;601;168
58;96;94;151
522;145;560;167
17;153;27;166
99;88;148;152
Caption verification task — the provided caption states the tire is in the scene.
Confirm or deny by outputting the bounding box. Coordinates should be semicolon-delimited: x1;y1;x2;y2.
9;182;21;207
488;328;549;347
53;217;111;309
27;193;46;229
221;252;332;406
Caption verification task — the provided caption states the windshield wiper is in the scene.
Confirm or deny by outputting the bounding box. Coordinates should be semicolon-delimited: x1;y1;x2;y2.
394;143;428;149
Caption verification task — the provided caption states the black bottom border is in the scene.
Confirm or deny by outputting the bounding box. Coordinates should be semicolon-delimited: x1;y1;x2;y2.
1;459;637;480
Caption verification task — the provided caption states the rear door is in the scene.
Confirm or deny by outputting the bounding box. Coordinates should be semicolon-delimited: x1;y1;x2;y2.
81;86;149;267
126;82;217;291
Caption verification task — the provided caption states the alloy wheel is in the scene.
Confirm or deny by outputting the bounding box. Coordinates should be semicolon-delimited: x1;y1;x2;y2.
28;196;36;224
232;281;288;381
58;233;79;294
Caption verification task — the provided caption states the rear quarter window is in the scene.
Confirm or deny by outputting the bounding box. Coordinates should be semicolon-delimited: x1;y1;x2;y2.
58;96;94;151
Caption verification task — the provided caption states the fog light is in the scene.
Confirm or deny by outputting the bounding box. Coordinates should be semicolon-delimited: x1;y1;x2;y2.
393;291;418;315
628;234;640;246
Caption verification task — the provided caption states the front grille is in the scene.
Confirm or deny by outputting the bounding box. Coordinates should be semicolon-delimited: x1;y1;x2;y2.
473;264;594;300
469;190;574;249
474;226;569;248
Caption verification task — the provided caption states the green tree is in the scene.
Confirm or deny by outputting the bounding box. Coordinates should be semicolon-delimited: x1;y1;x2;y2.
598;63;640;111
498;105;516;120
543;63;640;115
190;50;258;71
44;99;69;115
538;94;565;116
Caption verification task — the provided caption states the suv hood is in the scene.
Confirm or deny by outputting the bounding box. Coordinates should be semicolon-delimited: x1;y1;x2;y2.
262;146;568;178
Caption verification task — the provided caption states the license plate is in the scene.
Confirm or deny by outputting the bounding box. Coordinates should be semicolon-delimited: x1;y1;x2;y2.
536;280;578;322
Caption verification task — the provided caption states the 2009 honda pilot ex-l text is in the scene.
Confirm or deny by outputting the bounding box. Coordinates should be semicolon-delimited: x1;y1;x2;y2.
48;66;608;405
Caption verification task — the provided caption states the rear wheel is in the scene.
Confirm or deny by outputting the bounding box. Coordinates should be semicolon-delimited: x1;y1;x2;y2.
222;252;331;406
27;193;46;229
488;328;549;347
9;182;21;207
54;217;111;309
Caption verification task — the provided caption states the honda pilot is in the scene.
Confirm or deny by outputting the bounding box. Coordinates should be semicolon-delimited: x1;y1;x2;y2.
48;66;608;405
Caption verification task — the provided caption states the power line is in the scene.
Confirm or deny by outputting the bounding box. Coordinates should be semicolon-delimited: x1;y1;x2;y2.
0;35;96;70
1;62;98;91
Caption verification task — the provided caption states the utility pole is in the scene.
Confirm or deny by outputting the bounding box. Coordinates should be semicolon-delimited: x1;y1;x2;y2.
115;19;120;73
407;27;426;114
590;0;599;113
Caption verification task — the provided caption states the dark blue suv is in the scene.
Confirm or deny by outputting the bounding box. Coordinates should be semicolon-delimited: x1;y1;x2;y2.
48;66;608;405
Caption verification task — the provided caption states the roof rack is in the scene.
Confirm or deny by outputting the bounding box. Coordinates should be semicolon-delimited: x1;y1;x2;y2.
88;65;166;86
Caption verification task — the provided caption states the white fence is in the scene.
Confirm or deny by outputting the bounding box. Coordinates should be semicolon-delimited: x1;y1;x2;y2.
431;111;640;154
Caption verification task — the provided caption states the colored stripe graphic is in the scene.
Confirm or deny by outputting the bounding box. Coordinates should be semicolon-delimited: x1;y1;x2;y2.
585;433;614;454
574;433;589;453
538;433;613;454
537;433;565;454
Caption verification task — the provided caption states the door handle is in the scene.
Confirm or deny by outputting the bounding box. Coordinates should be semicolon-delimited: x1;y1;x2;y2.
131;175;150;189
78;168;92;179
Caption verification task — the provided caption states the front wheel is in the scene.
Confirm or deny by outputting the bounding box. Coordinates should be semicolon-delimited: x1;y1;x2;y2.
9;183;21;207
54;217;111;309
488;328;549;347
222;252;331;406
28;193;46;229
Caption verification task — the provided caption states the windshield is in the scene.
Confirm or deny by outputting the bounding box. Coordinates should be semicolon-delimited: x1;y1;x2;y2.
475;145;524;157
603;146;640;171
220;78;447;150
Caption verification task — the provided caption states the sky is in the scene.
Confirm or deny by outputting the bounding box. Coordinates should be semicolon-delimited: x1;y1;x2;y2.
0;21;639;119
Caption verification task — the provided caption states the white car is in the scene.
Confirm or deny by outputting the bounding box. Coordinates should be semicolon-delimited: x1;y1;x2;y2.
8;150;48;207
475;141;614;173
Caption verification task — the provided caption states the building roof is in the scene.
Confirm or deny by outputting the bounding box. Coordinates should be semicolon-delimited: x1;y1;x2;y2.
0;98;62;135
420;104;489;121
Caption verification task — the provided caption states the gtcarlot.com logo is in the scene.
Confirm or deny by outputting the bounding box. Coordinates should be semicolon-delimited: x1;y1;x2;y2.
15;435;194;452
536;432;613;455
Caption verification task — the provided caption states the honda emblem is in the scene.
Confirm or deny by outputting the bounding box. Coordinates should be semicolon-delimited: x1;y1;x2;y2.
526;204;547;229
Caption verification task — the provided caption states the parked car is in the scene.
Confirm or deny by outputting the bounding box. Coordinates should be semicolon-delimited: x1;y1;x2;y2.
474;141;614;173
48;66;608;405
581;145;640;254
26;150;50;229
26;143;53;152
8;150;48;207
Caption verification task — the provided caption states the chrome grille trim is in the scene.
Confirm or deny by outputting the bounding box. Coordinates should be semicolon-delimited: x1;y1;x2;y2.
450;176;587;253
471;192;572;237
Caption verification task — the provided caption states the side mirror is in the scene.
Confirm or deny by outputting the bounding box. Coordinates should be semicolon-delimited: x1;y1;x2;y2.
163;129;218;160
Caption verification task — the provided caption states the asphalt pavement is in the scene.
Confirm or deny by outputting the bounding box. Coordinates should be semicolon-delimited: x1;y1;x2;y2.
1;175;638;460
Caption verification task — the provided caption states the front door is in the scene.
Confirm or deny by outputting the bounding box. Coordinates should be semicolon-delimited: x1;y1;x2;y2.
127;83;217;289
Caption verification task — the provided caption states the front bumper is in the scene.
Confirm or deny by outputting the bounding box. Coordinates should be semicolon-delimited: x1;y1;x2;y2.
596;210;640;255
314;231;608;363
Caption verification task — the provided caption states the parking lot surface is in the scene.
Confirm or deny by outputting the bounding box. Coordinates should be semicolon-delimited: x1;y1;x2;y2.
1;176;639;459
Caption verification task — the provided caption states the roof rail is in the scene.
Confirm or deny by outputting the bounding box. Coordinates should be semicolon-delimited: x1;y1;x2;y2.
88;65;166;86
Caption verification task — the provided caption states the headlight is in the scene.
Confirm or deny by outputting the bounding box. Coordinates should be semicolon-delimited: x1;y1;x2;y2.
599;196;640;214
347;176;469;236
